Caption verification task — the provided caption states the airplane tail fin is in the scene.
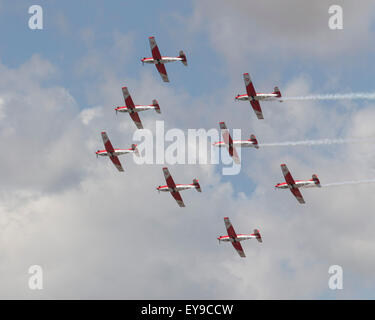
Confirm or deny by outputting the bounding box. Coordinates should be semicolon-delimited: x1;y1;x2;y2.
253;229;262;243
132;144;140;157
179;50;188;66
152;99;161;114
193;179;201;192
273;86;281;98
250;134;259;149
312;174;321;187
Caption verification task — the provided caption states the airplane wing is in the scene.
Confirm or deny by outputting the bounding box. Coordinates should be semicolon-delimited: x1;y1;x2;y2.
101;132;115;153
155;64;169;83
224;217;246;258
219;122;240;164
109;155;124;172
281;164;305;204
149;36;162;60
281;164;296;186
101;132;124;172
163;167;185;207
122;87;143;129
290;188;305;204
250;101;263;120
148;37;169;82
122;87;135;109
243;73;264;120
170;189;185;208
231;241;246;258
129;112;143;129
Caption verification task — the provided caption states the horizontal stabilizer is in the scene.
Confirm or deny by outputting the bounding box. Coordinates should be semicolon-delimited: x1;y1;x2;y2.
219;122;227;130
179;50;187;66
274;86;281;98
132;144;140;157
312;174;321;187
253;229;262;243
250;134;259;149
153;99;161;113
193;179;201;192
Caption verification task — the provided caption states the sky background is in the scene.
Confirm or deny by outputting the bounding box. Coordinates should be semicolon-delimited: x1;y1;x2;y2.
1;0;375;299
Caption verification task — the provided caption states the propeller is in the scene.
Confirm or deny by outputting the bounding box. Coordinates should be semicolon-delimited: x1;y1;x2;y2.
142;58;145;66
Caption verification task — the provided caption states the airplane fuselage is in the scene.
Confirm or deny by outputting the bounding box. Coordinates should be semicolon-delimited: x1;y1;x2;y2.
235;93;279;102
213;140;257;148
157;184;196;192
141;56;183;64
217;234;254;242
96;149;134;157
275;180;318;189
115;105;156;113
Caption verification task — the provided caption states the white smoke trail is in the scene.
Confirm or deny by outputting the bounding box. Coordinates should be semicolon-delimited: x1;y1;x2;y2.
280;92;375;101
259;137;375;148
322;179;375;187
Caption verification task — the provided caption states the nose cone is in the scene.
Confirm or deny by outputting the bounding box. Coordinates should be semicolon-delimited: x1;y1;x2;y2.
274;184;280;188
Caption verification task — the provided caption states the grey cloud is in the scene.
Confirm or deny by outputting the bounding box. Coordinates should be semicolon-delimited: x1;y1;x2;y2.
189;0;375;65
2;26;375;300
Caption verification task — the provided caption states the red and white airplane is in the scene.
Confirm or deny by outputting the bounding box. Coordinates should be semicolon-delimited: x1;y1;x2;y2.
141;36;187;82
213;121;258;164
115;87;161;130
275;164;321;204
218;217;262;258
235;73;282;120
157;167;201;207
96;131;139;172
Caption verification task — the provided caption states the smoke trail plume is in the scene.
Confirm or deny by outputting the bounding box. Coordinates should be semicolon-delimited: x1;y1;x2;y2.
322;179;375;187
259;137;375;148
280;92;375;101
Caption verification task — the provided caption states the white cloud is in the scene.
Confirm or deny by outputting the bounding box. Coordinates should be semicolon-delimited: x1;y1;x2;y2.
79;106;102;125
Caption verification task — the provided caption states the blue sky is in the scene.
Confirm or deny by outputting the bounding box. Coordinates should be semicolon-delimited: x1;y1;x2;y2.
0;1;224;103
1;0;375;117
1;0;375;299
3;1;374;104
